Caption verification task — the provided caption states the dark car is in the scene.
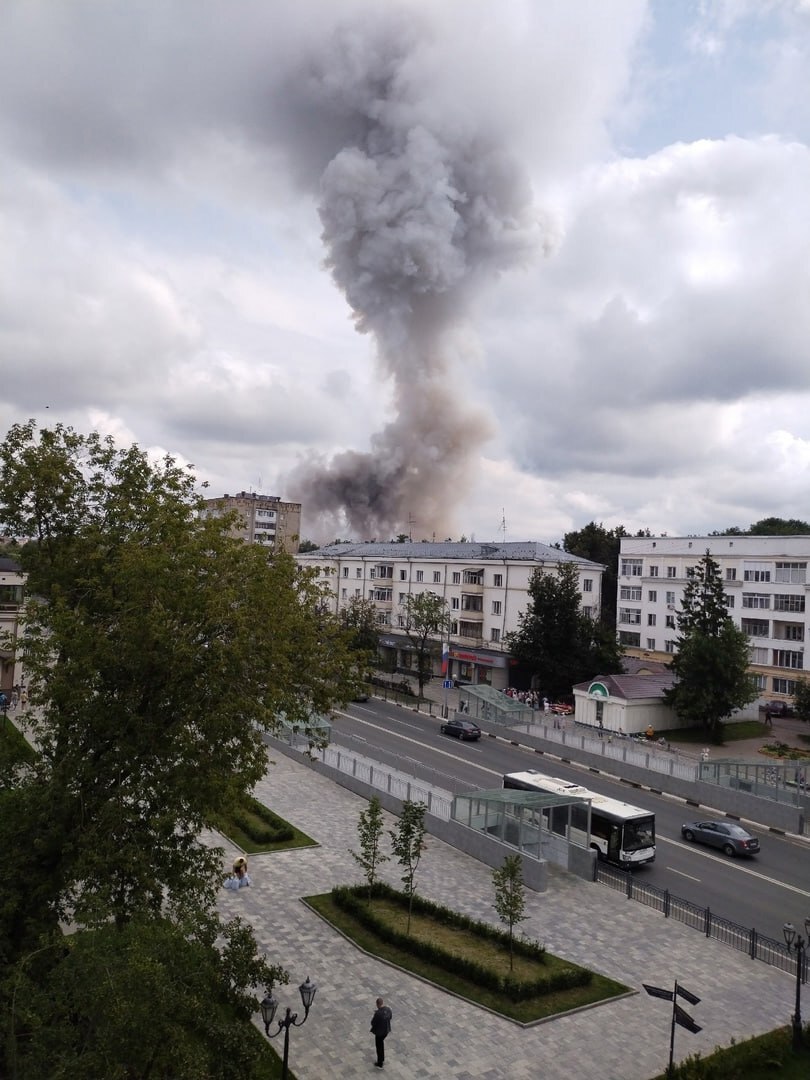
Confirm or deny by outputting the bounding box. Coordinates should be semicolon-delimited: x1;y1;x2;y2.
681;820;760;857
440;718;482;741
762;700;794;718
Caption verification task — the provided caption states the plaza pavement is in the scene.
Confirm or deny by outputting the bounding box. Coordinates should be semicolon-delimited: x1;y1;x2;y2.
217;748;797;1080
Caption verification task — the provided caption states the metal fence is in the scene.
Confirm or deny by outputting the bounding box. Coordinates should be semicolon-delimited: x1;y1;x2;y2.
594;862;808;980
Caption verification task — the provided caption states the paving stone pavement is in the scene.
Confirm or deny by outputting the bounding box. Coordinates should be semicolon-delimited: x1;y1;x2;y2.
216;750;795;1080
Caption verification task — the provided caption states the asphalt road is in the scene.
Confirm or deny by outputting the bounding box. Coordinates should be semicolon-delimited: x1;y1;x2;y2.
330;698;810;942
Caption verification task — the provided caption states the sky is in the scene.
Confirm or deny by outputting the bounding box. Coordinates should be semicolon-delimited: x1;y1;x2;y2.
2;0;810;544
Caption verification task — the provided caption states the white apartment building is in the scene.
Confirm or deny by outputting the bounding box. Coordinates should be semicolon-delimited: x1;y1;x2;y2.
0;556;25;693
297;541;604;690
618;534;810;705
202;492;302;555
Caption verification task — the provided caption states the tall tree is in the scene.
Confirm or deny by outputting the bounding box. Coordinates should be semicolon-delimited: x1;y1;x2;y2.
793;678;810;723
507;562;622;700
491;855;529;971
350;794;388;900
389;800;427;935
340;595;381;656
562;522;629;625
400;591;451;696
663;550;757;742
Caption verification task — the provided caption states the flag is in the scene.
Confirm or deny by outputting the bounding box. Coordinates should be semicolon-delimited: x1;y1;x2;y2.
441;642;449;676
676;984;701;1007
674;1004;702;1034
643;984;673;1002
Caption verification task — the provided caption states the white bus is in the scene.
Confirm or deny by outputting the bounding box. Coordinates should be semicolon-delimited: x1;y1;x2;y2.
503;769;656;867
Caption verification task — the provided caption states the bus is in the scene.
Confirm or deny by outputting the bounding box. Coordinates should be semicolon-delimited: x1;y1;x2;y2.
503;769;656;867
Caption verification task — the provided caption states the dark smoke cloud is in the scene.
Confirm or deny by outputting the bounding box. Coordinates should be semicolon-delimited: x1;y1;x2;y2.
287;9;539;539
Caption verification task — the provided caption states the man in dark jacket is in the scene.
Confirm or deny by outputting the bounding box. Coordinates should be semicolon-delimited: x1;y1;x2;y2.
370;996;393;1068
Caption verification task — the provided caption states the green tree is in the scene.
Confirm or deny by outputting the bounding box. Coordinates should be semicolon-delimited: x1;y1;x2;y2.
341;595;381;656
491;854;529;971
389;800;427;935
400;591;451;696
562;521;629;625
350;794;388;900
792;678;810;723
297;538;320;552
663;550;757;742
507;562;623;700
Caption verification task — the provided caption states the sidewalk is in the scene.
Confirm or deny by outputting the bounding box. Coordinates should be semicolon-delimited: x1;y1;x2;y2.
216;750;795;1080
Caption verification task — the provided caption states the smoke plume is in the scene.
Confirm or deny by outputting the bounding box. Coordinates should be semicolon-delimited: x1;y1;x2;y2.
289;8;538;539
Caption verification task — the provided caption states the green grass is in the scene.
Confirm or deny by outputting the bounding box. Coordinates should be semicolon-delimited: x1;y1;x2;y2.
649;1025;810;1079
210;797;317;854
662;720;770;745
0;716;37;766
758;741;810;761
245;1022;299;1080
304;891;630;1023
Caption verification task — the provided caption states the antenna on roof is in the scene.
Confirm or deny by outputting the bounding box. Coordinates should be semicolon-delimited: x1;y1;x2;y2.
500;509;507;544
408;513;417;542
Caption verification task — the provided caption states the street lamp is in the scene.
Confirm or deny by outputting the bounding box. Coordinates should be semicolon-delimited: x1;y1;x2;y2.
782;919;810;1050
260;976;317;1080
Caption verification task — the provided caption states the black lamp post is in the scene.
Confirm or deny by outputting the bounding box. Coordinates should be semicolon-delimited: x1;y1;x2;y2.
782;918;810;1051
260;976;317;1080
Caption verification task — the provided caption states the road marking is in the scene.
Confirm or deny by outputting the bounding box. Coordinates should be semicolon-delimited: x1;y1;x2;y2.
661;837;810;898
668;868;701;883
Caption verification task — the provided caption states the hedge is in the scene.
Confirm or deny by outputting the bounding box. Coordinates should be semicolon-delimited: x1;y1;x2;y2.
231;797;294;845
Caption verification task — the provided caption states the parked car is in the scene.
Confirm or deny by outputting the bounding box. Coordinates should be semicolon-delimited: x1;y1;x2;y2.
681;820;760;857
762;700;794;718
440;718;482;741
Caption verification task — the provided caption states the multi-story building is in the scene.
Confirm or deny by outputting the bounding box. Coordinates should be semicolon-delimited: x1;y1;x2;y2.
0;556;25;693
202;492;302;555
618;534;810;705
297;541;604;690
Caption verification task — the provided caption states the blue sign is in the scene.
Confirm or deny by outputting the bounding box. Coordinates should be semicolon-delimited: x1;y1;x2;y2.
442;679;453;690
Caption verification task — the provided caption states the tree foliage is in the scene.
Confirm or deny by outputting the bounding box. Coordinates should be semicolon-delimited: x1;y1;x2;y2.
350;794;388;898
712;517;810;536
389;800;427;935
507;561;622;700
792;678;810;723
400;591;451;696
562;521;629;625
663;551;757;742
491;855;529;971
340;595;381;656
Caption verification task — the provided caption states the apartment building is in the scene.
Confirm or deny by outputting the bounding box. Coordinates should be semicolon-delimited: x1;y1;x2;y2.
297;541;604;690
618;534;810;705
202;492;302;555
0;556;25;693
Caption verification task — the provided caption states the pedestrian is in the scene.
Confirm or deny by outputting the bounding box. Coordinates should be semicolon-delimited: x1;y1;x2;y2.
764;708;773;728
370;996;393;1068
224;856;251;890
20;687;28;710
0;692;7;713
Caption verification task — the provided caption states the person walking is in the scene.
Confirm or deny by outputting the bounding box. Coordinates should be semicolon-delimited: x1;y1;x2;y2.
370;996;392;1068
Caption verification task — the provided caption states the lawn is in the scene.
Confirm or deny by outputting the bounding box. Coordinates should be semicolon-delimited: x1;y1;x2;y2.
649;1026;810;1079
210;796;317;854
0;716;37;766
304;890;630;1023
662;720;770;745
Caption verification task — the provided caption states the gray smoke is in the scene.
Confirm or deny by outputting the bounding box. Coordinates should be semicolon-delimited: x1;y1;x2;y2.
289;9;538;539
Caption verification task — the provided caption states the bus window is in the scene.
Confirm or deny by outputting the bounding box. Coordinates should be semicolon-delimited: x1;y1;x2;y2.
608;825;621;862
622;816;655;852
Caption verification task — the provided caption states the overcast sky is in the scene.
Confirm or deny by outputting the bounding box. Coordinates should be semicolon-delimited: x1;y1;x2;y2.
2;1;809;544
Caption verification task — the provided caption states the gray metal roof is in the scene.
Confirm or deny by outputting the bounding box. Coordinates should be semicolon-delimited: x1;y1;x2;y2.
456;788;589;808
574;673;676;700
297;540;604;569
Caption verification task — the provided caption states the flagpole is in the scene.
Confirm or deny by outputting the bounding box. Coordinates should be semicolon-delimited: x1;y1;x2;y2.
668;981;678;1079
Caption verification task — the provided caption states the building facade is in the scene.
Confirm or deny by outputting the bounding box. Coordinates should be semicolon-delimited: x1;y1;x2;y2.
202;492;302;555
618;534;810;706
297;541;604;691
0;556;25;693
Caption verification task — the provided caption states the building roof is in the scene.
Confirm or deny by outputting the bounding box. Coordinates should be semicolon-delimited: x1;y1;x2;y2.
0;556;23;572
621;656;671;676
574;673;676;701
297;540;604;569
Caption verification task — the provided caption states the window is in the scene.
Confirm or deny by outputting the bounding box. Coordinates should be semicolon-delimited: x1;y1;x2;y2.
376;565;393;578
773;649;804;669
775;562;807;584
665;640;676;653
369;568;376;579
491;600;502;615
371;588;392;602
666;615;676;629
342;567;349;577
451;597;459;609
726;595;735;609
725;568;737;581
618;631;641;647
783;624;805;641
416;570;424;582
399;592;406;603
667;566;677;578
583;606;592;618
742;619;769;637
619;608;641;625
666;591;676;606
399;569;407;580
648;590;657;602
452;572;461;584
583;578;593;592
356;568;362;578
620;586;642;601
750;647;768;664
355;588;361;597
647;613;656;626
773;677;798;695
463;570;483;585
753;673;767;691
646;638;656;650
449;620;458;635
649;565;659;578
433;571;441;583
377;611;391;626
743;593;770;609
341;588;347;599
398;614;405;628
743;564;771;582
461;595;483;612
621;558;642;577
459;620;482;637
490;628;501;643
493;573;503;587
774;594;805;612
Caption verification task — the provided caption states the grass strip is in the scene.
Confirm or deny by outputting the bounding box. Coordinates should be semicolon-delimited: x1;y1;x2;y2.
210;796;317;854
649;1025;810;1079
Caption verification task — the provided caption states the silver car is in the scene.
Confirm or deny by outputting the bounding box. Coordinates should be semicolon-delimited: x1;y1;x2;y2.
681;820;760;857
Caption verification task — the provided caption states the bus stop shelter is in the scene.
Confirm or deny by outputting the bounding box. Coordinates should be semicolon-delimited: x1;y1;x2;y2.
458;684;534;727
452;787;592;862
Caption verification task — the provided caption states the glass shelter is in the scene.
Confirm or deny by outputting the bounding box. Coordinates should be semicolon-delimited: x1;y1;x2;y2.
458;684;534;727
451;788;591;861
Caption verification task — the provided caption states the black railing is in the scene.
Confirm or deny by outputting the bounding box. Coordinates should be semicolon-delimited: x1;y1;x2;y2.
593;862;808;980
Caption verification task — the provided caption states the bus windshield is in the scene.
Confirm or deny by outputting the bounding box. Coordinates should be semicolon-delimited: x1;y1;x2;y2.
622;816;655;852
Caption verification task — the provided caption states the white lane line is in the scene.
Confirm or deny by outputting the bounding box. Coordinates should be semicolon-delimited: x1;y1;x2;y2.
668;868;701;883
660;837;810;898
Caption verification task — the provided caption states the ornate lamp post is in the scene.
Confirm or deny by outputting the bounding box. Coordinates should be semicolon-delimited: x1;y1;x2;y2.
782;919;810;1051
260;976;317;1080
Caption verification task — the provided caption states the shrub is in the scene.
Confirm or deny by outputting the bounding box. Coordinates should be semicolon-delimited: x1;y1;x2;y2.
231;797;294;845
